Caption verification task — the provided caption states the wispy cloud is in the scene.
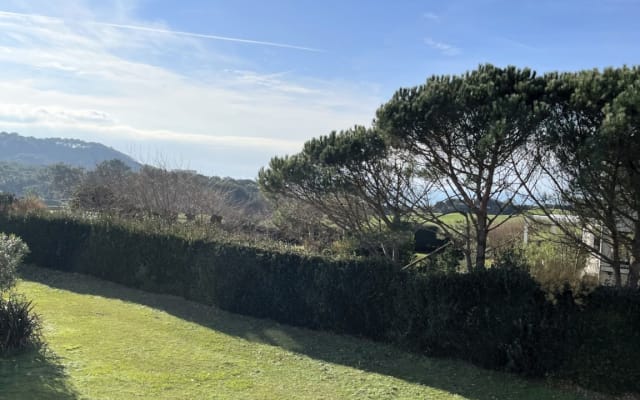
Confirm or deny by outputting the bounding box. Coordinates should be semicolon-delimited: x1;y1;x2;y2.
97;22;324;52
0;113;301;151
425;37;460;56
494;36;539;51
0;10;323;52
423;12;440;21
0;5;379;176
0;104;116;125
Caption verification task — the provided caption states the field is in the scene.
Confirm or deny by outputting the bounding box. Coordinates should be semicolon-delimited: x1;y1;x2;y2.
0;266;596;400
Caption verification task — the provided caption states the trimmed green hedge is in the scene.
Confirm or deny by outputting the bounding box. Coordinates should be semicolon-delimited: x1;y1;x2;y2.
2;214;639;392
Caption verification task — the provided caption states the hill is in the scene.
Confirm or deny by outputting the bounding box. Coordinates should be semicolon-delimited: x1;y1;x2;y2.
0;132;140;170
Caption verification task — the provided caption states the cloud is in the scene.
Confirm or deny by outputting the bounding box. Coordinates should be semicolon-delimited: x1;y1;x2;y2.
0;5;381;176
0;115;301;151
0;10;323;52
423;12;440;21
425;37;460;56
0;104;116;125
494;36;539;51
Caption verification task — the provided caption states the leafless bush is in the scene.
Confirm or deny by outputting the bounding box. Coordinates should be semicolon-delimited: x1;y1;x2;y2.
487;218;524;252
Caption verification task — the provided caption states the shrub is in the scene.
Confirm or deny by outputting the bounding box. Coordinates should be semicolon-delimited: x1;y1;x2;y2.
525;241;588;295
0;213;638;392
414;226;448;253
0;233;29;292
10;195;47;215
0;293;41;355
487;218;524;251
492;245;529;271
416;244;464;274
0;193;16;213
390;267;568;376
561;287;640;393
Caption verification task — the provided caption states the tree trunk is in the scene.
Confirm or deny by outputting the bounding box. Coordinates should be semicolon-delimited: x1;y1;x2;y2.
612;245;622;288
463;222;473;272
464;247;473;273
391;244;398;265
628;221;640;289
610;228;622;288
475;213;488;270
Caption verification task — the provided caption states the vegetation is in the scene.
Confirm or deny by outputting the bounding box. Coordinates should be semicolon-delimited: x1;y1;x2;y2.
259;64;640;288
66;160;270;230
377;65;545;270
259;126;420;264
4;67;640;280
1;214;638;393
0;293;41;355
0;233;40;355
524;67;640;287
0;157;269;230
0;162;53;200
2;64;640;395
0;161;86;202
0;233;29;292
2;265;596;400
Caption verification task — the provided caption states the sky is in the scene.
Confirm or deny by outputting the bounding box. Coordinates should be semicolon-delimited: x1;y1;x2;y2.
0;0;639;178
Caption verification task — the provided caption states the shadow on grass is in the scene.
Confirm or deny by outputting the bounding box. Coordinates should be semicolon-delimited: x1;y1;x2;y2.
20;265;590;400
0;347;78;400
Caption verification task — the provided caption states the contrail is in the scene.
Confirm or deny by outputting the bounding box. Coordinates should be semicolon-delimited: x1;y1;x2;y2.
96;22;323;52
0;10;323;53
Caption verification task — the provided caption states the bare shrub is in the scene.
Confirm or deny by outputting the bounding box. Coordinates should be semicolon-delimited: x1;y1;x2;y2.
487;218;524;252
10;195;47;215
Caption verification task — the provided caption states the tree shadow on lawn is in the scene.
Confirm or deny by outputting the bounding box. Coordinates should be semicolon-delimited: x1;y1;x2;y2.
20;265;592;400
0;348;79;400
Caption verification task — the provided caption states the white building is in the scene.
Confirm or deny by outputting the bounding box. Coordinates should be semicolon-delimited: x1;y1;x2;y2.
582;228;631;286
524;214;632;286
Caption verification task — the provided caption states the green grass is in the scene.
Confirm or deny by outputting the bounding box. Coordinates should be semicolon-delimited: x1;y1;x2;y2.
1;266;596;400
434;213;519;227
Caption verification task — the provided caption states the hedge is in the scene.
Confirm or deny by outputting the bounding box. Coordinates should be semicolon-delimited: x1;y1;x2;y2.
1;214;638;393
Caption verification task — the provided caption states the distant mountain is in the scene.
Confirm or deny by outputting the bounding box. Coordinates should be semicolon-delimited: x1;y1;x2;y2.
0;132;140;170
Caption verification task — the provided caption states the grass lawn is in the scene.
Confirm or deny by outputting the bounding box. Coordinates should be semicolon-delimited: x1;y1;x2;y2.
1;266;597;400
434;213;518;227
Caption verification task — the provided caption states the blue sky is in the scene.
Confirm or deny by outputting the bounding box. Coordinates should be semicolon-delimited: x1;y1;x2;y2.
0;0;639;177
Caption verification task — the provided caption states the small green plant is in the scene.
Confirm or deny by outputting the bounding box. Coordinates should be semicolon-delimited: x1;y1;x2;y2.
417;245;463;274
0;293;41;354
492;245;529;271
0;233;30;293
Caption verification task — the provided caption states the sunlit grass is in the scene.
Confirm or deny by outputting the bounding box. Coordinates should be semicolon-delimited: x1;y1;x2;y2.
0;266;592;399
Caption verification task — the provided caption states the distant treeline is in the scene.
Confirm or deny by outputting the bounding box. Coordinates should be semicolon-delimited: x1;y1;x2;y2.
0;162;53;201
0;160;268;212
